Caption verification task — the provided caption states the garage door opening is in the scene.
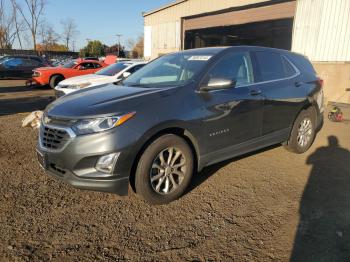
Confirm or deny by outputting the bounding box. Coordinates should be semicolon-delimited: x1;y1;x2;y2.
184;18;294;50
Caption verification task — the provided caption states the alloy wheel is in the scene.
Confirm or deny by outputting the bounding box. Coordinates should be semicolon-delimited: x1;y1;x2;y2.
150;147;187;195
297;117;313;147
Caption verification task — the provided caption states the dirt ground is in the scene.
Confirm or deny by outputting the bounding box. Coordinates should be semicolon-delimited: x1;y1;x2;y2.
0;80;350;261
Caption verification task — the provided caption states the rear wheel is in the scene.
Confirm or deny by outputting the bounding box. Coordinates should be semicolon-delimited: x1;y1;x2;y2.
49;75;64;89
284;107;316;154
135;134;194;205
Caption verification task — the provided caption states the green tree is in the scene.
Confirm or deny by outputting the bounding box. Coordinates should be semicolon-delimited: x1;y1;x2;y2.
79;40;105;57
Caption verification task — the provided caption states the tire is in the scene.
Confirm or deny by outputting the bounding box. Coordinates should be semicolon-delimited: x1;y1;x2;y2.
284;107;316;154
135;134;194;205
49;75;64;89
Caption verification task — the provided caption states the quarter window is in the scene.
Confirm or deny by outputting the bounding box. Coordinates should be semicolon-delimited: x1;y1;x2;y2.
254;51;285;81
282;56;297;77
205;52;254;87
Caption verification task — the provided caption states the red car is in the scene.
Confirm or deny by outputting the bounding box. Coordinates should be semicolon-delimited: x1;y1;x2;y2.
33;60;109;88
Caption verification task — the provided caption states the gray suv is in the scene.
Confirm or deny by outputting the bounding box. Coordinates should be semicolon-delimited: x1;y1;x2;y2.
37;46;324;204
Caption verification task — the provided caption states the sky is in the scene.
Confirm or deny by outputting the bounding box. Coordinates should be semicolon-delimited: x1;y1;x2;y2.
13;0;174;50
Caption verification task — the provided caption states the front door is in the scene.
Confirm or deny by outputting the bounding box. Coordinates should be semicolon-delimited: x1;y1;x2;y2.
200;51;264;155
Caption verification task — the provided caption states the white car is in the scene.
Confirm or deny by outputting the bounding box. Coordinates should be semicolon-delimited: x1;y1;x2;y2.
55;61;147;97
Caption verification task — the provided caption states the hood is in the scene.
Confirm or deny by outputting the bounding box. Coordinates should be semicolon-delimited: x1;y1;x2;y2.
59;74;113;86
46;84;172;119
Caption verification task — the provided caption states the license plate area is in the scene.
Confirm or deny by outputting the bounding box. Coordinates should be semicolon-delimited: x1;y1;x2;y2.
36;150;47;169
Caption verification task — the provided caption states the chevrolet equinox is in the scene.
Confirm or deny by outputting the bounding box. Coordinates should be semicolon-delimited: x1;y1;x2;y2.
37;46;324;204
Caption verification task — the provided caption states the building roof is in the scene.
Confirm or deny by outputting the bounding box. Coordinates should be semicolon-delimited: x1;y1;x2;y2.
143;0;187;17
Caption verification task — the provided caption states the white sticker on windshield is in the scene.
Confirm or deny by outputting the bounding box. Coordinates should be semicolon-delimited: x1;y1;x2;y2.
188;56;212;61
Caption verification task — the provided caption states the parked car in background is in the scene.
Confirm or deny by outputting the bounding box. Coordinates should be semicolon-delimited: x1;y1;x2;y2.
83;57;99;61
32;60;109;88
0;55;50;79
37;46;324;205
55;61;147;97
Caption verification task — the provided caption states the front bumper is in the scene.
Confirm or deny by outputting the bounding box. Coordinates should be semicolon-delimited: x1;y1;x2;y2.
32;77;48;86
45;168;129;195
37;124;139;196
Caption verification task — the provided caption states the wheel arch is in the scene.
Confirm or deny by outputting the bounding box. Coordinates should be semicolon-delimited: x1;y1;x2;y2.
49;73;65;84
129;126;201;192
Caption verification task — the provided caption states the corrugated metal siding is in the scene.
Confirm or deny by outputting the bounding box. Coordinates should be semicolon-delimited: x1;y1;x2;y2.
183;1;296;31
144;0;270;25
148;22;179;57
144;0;274;58
292;0;350;62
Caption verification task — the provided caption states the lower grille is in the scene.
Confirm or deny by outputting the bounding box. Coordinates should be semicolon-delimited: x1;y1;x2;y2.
40;125;71;150
50;163;66;175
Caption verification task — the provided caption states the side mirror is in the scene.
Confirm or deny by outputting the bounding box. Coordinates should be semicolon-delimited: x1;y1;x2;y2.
122;71;131;79
200;77;235;92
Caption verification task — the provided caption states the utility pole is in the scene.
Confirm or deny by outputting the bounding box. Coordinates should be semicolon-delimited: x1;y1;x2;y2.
116;34;122;57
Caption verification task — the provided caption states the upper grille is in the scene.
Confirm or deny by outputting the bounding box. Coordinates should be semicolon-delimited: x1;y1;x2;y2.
40;126;71;150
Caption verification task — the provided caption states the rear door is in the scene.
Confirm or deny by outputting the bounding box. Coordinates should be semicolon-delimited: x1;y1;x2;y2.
252;51;301;135
200;51;264;154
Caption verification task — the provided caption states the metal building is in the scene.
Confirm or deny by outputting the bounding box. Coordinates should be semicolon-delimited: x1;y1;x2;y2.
143;0;350;104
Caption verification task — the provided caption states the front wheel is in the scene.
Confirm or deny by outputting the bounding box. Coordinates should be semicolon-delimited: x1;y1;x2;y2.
284;108;316;154
49;75;64;89
135;134;194;205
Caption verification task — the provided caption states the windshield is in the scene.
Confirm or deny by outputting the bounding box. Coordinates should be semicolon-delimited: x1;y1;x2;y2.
123;53;212;87
62;61;77;68
96;62;128;76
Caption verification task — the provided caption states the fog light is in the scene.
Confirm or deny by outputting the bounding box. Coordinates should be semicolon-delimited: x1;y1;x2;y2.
95;153;120;174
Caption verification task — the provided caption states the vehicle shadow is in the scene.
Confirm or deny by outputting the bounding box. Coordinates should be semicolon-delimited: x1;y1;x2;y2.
0;85;49;94
187;144;279;193
0;96;54;116
291;136;350;261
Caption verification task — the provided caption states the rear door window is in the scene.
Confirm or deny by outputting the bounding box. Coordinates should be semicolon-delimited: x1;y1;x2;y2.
254;51;285;81
24;59;41;67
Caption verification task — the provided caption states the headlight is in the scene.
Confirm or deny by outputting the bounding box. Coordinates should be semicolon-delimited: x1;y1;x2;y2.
68;82;91;89
71;112;136;135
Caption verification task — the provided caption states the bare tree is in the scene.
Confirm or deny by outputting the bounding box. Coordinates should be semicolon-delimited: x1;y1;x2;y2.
13;0;46;50
11;0;26;49
0;0;16;49
126;38;135;51
39;22;60;50
61;18;78;51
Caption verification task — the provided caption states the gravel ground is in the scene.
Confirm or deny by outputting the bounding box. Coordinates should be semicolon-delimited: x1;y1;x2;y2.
1;80;350;261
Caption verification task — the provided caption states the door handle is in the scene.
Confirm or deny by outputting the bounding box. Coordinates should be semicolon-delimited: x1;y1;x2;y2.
250;89;262;96
295;81;303;87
